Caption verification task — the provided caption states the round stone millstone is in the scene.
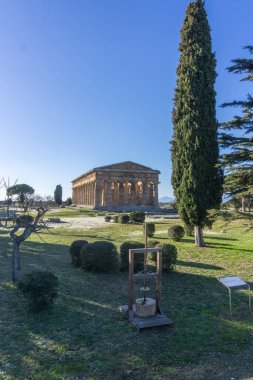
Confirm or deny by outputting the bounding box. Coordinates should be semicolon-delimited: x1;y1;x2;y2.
135;297;156;318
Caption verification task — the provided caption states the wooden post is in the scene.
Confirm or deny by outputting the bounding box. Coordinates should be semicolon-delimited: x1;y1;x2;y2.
156;250;162;312
128;249;134;314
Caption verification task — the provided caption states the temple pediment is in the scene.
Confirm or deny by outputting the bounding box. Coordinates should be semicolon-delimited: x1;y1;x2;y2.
94;161;160;173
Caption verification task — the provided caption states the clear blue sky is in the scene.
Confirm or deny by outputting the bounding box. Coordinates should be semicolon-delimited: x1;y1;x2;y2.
0;0;252;200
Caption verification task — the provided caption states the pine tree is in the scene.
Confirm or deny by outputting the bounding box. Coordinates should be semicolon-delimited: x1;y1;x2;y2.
54;185;63;206
219;46;253;212
171;0;223;246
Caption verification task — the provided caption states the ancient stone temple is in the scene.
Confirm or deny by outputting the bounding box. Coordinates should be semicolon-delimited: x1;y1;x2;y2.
71;161;160;210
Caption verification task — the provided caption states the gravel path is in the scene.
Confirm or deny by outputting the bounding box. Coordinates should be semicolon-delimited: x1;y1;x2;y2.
49;217;108;230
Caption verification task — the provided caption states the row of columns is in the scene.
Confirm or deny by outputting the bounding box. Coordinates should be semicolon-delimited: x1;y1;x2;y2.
73;180;158;208
73;181;95;206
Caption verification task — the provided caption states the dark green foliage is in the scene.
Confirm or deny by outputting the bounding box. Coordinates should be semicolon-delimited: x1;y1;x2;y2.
144;222;156;238
54;185;63;205
119;241;145;272
16;214;34;226
104;215;112;222
171;0;223;236
184;223;194;237
219;46;253;205
18;271;58;312
168;225;185;241
69;240;88;267
118;214;129;224
130;211;145;223
161;244;178;273
7;184;34;208
80;241;118;273
113;215;119;223
147;240;160;248
149;243;177;272
66;197;72;206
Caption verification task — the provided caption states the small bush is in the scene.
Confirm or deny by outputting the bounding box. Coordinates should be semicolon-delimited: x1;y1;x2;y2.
147;240;160;261
69;240;88;267
81;241;119;273
144;222;155;238
18;271;59;312
119;241;145;272
113;215;119;223
161;244;177;272
167;225;185;241
118;214;129;224
147;240;160;248
66;197;72;206
16;214;34;226
104;215;112;222
130;211;145;223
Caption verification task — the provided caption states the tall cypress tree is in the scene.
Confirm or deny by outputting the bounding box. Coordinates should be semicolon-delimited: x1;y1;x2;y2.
171;0;223;246
54;185;63;206
219;46;253;211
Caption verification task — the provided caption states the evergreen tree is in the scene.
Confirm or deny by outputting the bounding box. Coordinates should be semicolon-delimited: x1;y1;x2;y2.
219;46;253;212
54;185;63;206
171;0;223;246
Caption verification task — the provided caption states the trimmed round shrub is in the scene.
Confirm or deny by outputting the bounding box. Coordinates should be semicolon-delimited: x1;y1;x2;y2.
16;214;34;226
118;214;129;224
18;271;59;312
80;241;119;273
144;222;155;238
130;211;145;223
167;225;185;241
119;241;145;272
161;244;177;272
104;215;112;222
69;240;88;267
113;215;119;223
147;240;160;261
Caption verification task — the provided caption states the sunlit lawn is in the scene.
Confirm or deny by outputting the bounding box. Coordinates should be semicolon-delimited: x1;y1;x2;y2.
0;218;253;379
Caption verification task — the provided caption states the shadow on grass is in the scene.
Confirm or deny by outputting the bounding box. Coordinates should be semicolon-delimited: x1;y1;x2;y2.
177;260;224;270
205;236;238;242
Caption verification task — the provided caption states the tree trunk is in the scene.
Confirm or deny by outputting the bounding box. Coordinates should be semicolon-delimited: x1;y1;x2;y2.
12;240;20;282
194;226;205;247
241;197;246;212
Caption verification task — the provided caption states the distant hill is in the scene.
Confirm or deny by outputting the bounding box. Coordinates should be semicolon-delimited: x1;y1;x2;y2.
159;196;175;203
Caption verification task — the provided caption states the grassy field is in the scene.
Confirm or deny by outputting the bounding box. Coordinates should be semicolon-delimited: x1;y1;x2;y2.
0;218;253;379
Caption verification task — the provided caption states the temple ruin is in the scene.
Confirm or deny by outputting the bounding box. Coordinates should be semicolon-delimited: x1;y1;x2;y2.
71;161;160;210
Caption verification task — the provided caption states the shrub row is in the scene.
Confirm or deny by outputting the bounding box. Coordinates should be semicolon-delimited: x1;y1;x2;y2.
104;211;146;224
69;239;177;273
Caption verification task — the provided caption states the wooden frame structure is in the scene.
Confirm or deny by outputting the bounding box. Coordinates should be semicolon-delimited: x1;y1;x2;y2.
127;248;174;330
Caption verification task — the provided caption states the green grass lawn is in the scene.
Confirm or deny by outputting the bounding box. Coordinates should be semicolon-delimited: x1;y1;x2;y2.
0;218;253;379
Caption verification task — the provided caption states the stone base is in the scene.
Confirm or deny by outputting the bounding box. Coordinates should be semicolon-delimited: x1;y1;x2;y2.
135;297;156;318
94;205;161;212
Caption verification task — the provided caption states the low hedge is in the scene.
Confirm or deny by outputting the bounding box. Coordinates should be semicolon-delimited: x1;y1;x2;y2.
130;211;145;223
118;214;129;224
149;243;177;272
69;240;88;267
119;241;145;272
80;241;119;273
167;225;185;241
144;222;155;238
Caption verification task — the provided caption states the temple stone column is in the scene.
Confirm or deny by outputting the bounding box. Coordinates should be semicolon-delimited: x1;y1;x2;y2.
119;182;125;205
95;181;102;208
130;182;136;205
154;183;159;206
106;182;113;206
142;182;149;206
